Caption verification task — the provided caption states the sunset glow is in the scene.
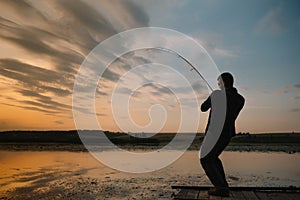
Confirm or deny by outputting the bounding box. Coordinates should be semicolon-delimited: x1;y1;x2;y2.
0;0;299;133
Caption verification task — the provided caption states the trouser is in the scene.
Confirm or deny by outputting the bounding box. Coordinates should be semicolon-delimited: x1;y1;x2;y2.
200;135;231;189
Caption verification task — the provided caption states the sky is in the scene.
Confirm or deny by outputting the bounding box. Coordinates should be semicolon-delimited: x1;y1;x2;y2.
0;0;299;133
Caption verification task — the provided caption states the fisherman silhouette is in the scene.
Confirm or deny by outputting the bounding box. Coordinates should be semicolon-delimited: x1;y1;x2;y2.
200;72;245;197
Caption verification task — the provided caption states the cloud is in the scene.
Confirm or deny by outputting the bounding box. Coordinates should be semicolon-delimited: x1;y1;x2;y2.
255;5;286;35
195;37;236;58
0;58;72;97
87;0;149;31
145;83;173;95
291;95;300;101
289;108;300;112
57;0;116;35
0;0;111;62
103;48;209;109
275;84;300;95
101;68;122;83
0;88;71;115
290;90;300;101
3;102;60;114
0;0;149;117
252;84;300;103
113;78;207;111
120;0;150;27
54;120;64;125
144;81;207;97
293;84;300;88
240;84;300;97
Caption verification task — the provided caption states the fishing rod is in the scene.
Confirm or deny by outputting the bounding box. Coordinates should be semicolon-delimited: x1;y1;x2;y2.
149;47;214;92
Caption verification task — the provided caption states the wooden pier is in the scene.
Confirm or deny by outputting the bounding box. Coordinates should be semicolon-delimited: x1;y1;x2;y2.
172;186;300;200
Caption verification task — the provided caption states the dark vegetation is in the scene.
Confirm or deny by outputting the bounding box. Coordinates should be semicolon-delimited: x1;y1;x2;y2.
0;131;299;152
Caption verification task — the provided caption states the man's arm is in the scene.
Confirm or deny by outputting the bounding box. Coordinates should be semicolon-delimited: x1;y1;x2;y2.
201;96;211;112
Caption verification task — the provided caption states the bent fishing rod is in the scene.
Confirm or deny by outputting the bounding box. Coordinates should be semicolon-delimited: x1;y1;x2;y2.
148;47;214;92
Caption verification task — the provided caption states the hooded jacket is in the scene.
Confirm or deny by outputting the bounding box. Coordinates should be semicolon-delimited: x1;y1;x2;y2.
201;87;245;138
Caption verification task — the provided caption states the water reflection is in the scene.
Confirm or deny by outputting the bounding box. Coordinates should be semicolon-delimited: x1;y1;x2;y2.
0;151;299;197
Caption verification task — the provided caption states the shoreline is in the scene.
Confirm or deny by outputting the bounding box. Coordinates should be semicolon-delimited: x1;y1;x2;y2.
0;142;299;153
1;132;299;153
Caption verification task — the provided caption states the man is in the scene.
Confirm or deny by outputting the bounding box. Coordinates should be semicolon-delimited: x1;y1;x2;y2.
200;72;245;197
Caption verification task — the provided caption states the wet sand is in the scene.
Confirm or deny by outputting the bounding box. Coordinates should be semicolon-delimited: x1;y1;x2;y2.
0;151;299;199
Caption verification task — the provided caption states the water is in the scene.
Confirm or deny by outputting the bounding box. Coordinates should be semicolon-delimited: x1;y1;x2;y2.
0;150;299;194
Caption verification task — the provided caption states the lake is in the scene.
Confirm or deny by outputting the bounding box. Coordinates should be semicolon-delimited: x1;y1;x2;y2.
0;150;299;199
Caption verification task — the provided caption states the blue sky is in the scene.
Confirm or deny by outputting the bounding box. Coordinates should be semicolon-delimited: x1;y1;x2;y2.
135;0;300;132
143;0;300;86
0;0;299;132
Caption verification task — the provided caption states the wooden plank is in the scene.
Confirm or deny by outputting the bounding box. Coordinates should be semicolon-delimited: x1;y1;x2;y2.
172;185;211;190
172;186;300;200
254;192;268;200
208;195;222;200
221;195;233;200
255;191;300;200
197;190;209;200
241;191;259;200
174;189;188;200
265;192;300;200
185;189;199;199
231;191;245;200
171;185;300;192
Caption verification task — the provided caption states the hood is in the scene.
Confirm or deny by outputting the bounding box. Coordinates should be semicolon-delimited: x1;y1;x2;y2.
225;87;238;94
